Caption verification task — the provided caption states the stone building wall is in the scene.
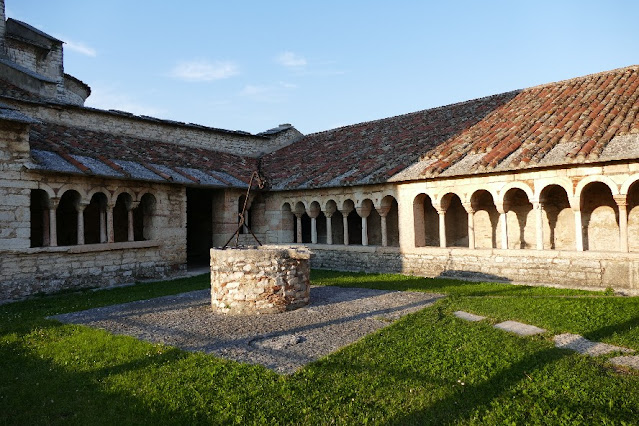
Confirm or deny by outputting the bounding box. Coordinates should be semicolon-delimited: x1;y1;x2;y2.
0;148;188;300
309;245;639;294
0;241;174;301
6;100;295;157
261;160;639;292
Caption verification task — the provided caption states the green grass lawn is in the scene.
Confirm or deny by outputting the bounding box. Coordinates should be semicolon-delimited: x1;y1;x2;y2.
1;270;638;425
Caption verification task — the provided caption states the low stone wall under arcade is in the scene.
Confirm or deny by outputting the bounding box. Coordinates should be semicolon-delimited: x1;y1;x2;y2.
0;242;184;301
309;245;639;294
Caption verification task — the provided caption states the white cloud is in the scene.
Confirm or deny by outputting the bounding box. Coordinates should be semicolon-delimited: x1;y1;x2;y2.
63;39;97;57
276;51;307;67
84;84;166;117
170;60;239;82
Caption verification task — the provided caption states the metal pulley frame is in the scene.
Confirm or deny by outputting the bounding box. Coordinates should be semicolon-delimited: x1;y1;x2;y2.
222;171;265;249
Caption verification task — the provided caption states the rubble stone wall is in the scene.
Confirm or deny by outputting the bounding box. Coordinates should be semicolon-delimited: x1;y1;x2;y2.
310;245;639;294
210;246;311;314
0;241;183;301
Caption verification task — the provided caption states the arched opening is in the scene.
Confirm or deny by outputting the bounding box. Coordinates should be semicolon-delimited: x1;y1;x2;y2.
503;188;534;249
113;193;132;242
133;193;156;241
368;208;382;245
360;199;379;246
85;192;108;244
56;190;81;246
540;185;573;250
347;210;362;245
384;196;400;247
413;193;438;247
301;213;311;243
293;202;307;243
443;193;467;247
580;182;619;251
280;203;295;243
628;182;639;252
30;189;50;247
471;190;499;249
309;201;325;244
325;200;341;244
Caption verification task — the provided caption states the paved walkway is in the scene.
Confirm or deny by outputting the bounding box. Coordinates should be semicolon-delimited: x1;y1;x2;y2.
454;310;639;371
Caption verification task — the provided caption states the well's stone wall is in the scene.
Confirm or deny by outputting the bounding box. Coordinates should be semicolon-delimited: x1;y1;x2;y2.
210;246;311;314
309;245;639;294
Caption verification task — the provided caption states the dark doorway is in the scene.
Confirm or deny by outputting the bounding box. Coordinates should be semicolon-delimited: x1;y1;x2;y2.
186;188;213;266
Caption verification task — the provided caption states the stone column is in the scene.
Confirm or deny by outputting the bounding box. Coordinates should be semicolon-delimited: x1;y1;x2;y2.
500;212;508;249
380;216;388;247
42;208;50;247
127;201;139;242
573;208;584;252
310;217;317;244
356;203;372;246
437;209;447;248
463;203;475;249
294;213;303;243
325;212;333;245
48;199;59;247
99;207;107;243
106;203;115;243
308;206;320;244
534;201;544;250
76;203;88;245
614;195;629;252
377;205;391;247
340;208;352;245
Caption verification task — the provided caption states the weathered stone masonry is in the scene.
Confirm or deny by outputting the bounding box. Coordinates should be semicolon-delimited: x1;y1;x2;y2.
1;1;639;301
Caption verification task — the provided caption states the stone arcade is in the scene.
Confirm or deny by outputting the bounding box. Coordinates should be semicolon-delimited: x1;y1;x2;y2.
2;1;639;301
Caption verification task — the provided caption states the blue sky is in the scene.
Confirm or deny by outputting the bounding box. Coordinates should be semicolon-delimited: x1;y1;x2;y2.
9;1;639;135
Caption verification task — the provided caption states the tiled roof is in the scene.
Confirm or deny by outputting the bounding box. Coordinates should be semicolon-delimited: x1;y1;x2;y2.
28;123;258;187
263;65;639;190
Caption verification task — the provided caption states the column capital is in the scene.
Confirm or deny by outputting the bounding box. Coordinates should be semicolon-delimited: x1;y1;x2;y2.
462;202;475;214
613;194;628;208
75;202;89;212
356;206;371;218
48;198;60;209
376;206;391;217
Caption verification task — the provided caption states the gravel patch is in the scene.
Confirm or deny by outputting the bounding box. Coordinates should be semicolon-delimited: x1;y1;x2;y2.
51;286;442;374
553;333;635;356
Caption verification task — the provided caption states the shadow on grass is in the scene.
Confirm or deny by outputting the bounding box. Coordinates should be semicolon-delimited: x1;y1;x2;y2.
0;338;196;425
386;316;638;424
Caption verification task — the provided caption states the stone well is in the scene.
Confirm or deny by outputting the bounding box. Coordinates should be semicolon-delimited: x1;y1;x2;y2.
210;246;311;314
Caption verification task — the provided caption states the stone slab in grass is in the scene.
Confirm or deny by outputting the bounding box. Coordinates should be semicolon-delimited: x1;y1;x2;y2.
51;286;443;374
454;311;486;322
553;333;635;356
494;320;546;336
609;355;639;370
